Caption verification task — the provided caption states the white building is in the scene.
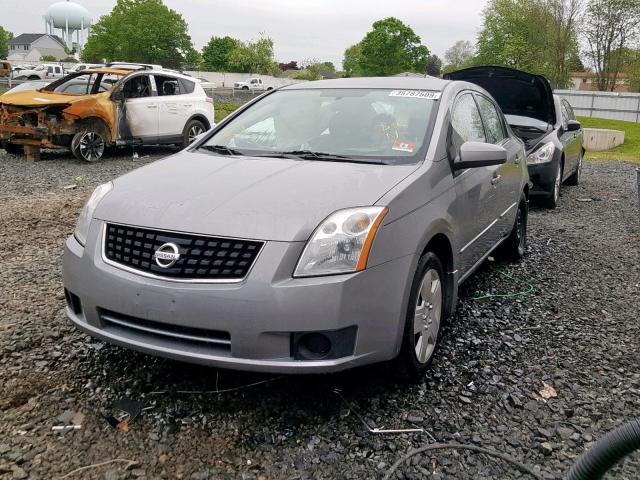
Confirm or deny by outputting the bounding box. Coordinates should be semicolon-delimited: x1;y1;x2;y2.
7;33;67;62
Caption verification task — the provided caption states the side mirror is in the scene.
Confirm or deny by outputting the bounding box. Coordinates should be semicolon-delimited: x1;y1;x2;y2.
566;120;581;132
111;90;124;102
454;142;508;170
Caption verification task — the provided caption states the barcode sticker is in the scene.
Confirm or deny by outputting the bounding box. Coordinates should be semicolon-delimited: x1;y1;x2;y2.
389;90;441;100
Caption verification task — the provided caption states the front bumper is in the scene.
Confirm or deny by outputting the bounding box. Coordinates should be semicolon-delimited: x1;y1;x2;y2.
62;220;412;373
527;155;561;195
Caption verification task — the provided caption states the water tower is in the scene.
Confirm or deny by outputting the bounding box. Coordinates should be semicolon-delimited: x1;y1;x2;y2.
44;0;92;53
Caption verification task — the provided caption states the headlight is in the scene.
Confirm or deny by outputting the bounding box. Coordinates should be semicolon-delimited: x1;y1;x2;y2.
73;182;113;246
527;142;555;164
294;207;388;277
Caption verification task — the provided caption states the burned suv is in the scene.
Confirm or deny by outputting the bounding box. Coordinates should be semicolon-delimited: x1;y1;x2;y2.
0;67;214;161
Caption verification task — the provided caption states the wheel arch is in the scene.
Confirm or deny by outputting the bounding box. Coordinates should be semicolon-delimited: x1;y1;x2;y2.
421;233;455;319
75;116;115;144
186;114;211;131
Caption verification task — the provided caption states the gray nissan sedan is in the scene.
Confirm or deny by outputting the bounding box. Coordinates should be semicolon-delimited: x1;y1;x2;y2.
63;77;529;379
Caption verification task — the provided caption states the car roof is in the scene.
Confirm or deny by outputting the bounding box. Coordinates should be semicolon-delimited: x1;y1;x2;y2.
281;76;450;91
83;67;132;76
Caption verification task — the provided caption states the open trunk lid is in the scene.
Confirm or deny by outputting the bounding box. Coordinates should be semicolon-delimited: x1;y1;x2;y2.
444;66;556;126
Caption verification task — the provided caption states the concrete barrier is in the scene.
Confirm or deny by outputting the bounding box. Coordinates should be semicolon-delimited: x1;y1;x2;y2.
583;128;625;152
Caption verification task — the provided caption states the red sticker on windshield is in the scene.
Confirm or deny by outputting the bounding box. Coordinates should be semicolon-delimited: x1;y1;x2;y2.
392;139;415;153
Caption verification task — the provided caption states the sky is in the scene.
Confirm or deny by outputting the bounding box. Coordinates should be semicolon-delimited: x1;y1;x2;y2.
2;0;489;68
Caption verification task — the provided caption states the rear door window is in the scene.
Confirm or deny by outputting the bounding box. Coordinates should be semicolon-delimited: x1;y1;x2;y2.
475;94;507;144
155;75;182;96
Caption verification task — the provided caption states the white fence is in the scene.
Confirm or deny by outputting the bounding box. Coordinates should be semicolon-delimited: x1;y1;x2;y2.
555;90;640;122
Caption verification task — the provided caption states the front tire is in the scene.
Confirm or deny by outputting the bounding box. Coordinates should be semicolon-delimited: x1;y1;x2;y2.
395;252;445;382
3;142;24;155
542;161;562;209
565;151;583;186
498;192;528;261
71;128;106;162
182;119;206;147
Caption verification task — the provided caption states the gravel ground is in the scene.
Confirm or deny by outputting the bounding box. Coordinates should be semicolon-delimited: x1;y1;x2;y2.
1;149;639;480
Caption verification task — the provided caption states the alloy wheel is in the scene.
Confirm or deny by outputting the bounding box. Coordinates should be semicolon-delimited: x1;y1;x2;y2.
413;268;442;364
188;124;204;144
79;132;105;162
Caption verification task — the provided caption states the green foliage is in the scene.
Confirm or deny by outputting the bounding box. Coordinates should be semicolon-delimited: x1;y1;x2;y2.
202;36;240;71
342;43;362;77
357;17;430;76
184;48;202;70
214;103;240;123
62;56;78;63
443;40;476;73
0;26;12;59
40;55;58;61
426;54;442;76
81;0;196;69
583;0;640;91
227;36;279;75
476;0;584;88
578;116;640;162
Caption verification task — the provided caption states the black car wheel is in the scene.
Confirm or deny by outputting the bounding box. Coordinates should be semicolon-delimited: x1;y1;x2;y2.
498;192;528;261
395;252;446;382
565;151;583;186
3;142;24;155
542;162;562;209
71;129;106;162
182;119;206;148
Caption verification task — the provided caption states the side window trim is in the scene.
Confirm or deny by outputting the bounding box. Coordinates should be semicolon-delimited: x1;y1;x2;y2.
473;92;508;145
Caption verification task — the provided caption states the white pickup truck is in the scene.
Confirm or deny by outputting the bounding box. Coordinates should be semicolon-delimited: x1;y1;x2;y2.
14;63;65;80
233;77;273;91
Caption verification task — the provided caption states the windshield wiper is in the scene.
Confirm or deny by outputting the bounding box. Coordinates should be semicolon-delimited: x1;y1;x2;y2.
199;144;243;156
256;150;386;164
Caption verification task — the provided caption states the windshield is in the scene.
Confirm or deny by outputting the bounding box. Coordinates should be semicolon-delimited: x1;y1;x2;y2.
34;65;46;71
200;88;438;165
43;71;124;95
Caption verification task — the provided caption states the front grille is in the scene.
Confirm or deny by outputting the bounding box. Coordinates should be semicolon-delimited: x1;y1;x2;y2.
99;309;231;349
104;223;263;281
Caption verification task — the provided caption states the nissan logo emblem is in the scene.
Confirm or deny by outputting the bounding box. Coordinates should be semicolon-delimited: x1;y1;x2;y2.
153;242;180;268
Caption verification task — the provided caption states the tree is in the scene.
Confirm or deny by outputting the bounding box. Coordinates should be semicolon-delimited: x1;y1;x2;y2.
40;55;58;61
583;0;640;91
227;36;278;75
545;0;584;88
426;54;442;76
202;36;240;71
342;43;362;77
0;26;12;59
444;40;476;72
357;17;431;76
476;0;550;72
82;0;196;69
476;0;586;88
623;49;640;91
278;61;299;70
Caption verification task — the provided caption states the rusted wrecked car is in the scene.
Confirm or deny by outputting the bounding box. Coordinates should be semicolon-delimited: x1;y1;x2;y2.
0;67;214;161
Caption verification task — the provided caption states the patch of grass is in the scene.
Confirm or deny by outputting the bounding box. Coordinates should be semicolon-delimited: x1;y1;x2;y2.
578;116;640;163
214;103;240;123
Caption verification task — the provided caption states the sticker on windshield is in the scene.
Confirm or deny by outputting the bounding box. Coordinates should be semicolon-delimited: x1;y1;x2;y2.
392;139;416;153
389;90;441;100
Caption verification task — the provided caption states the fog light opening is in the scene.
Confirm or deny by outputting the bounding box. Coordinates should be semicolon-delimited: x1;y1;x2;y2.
298;333;332;360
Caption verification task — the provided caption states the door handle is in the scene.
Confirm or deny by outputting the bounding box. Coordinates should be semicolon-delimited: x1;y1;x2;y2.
183;104;193;107
146;105;158;109
491;174;502;185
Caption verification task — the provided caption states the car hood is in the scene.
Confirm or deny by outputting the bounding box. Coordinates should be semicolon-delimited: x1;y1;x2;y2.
0;90;87;107
94;151;417;242
444;66;556;125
